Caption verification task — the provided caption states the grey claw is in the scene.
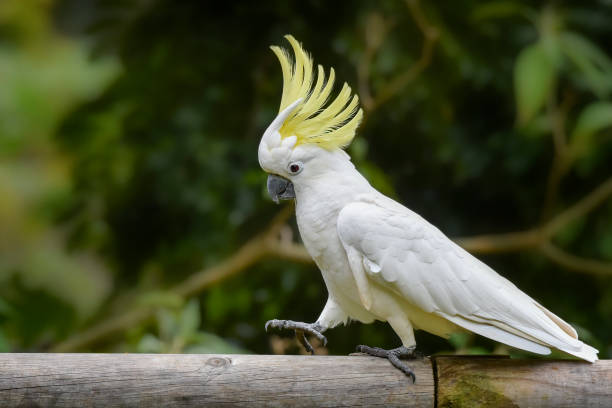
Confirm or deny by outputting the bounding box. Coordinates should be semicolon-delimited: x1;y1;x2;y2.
355;345;417;383
320;335;328;347
265;319;286;332
264;320;275;332
264;319;327;353
298;331;314;355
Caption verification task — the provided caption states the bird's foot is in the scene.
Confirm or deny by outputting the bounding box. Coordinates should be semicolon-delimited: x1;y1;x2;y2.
265;319;327;354
355;345;417;383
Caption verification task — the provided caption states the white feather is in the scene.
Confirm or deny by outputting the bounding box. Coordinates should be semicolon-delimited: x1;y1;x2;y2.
267;139;600;363
260;37;599;363
336;200;599;362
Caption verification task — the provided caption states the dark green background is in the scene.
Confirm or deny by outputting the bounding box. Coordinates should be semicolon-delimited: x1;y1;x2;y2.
0;0;611;358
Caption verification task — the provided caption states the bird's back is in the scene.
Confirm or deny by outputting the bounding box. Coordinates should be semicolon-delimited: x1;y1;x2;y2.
337;194;598;362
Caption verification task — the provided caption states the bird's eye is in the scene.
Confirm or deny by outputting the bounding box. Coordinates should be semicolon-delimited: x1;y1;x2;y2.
288;162;303;175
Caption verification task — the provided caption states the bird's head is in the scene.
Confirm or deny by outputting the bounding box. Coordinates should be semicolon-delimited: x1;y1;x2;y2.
258;35;363;203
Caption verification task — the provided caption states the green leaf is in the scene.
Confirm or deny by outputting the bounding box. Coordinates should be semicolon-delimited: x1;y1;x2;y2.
136;333;164;353
560;31;612;98
519;114;551;138
156;309;178;341
514;43;555;125
179;299;201;338
570;102;612;157
539;21;563;69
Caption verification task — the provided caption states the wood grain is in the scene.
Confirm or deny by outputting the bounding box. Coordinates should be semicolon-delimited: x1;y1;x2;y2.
435;356;612;408
2;353;610;407
0;353;433;407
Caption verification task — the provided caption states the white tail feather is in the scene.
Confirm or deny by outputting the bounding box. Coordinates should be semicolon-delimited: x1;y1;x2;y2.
559;342;599;362
444;315;552;355
444;313;599;362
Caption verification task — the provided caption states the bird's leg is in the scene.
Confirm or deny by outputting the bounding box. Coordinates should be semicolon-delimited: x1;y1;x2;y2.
355;345;418;383
265;319;327;354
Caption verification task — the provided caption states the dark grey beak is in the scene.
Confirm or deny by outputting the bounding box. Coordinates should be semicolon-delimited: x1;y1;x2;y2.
267;174;295;204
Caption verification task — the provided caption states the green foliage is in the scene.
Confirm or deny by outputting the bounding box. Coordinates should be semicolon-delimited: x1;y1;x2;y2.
135;299;248;354
0;0;117;348
514;43;555;125
560;31;612;98
1;0;611;358
571;102;612;158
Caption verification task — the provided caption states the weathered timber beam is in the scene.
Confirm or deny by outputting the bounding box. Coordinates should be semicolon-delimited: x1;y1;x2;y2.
435;356;612;408
0;353;433;407
0;354;610;407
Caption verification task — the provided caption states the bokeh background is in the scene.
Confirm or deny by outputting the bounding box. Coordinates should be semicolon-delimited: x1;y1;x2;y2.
1;0;611;359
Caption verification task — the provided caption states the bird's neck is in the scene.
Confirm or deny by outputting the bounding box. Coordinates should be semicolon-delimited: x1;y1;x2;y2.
293;156;373;218
291;153;374;265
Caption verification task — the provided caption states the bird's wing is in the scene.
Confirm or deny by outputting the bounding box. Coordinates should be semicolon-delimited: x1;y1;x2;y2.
337;200;598;361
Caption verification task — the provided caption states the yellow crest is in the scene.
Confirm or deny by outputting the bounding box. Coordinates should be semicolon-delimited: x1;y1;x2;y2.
270;35;363;150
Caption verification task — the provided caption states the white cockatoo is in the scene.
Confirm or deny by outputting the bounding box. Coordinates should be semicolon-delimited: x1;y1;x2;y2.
259;35;598;380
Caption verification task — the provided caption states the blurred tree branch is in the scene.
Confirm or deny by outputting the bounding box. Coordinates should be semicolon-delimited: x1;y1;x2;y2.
354;2;612;275
457;174;612;253
540;242;612;277
358;0;439;114
454;230;540;254
458;174;612;274
51;205;309;352
51;3;612;353
543;176;612;238
53;173;612;351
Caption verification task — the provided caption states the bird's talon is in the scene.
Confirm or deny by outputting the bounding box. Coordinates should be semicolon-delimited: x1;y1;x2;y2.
265;319;327;354
354;345;417;381
298;331;315;355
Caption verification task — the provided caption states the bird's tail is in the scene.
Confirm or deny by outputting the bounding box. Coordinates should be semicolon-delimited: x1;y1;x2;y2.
534;302;599;362
444;303;599;362
559;341;599;362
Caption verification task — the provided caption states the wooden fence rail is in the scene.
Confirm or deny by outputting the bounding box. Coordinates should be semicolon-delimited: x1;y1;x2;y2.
0;354;610;407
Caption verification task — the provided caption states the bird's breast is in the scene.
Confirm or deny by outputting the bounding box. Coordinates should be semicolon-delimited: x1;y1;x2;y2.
295;200;376;322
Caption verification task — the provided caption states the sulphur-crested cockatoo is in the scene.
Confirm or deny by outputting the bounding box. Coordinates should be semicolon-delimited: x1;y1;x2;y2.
259;35;598;380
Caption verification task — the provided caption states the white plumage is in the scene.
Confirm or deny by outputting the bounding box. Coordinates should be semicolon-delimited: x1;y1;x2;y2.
338;200;598;361
258;36;598;363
